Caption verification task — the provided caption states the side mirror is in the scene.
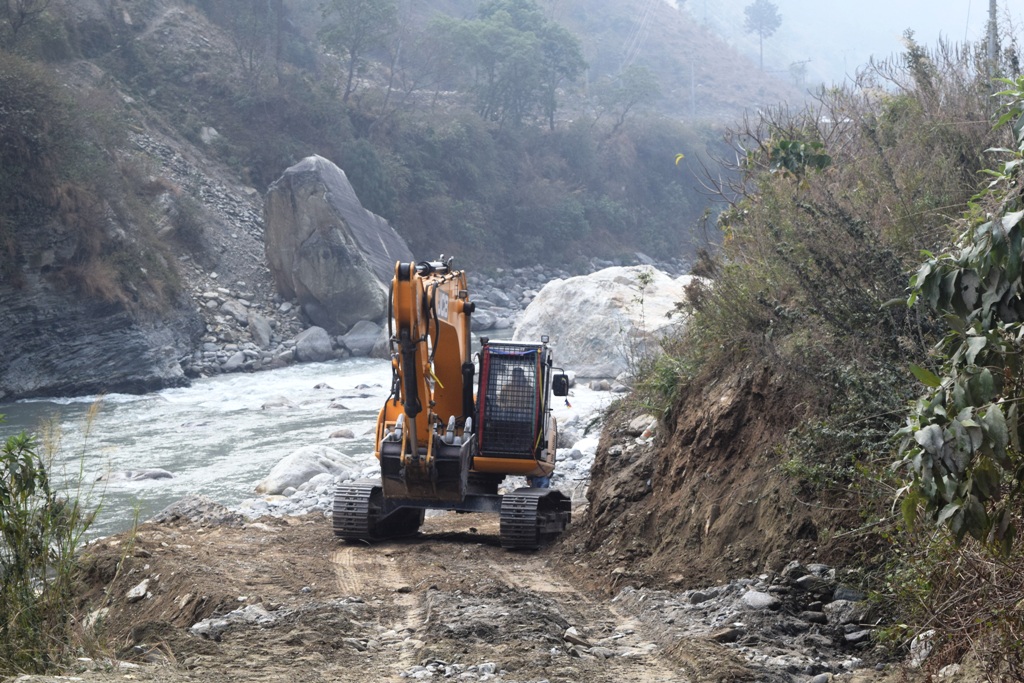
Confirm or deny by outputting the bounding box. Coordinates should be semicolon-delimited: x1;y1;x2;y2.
552;374;569;397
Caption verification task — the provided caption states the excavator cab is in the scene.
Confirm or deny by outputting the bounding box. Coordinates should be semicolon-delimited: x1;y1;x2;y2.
475;339;571;485
478;342;545;461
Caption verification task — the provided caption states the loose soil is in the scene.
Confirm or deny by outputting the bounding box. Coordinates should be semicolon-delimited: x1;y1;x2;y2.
46;513;685;683
7;508;918;683
575;362;880;590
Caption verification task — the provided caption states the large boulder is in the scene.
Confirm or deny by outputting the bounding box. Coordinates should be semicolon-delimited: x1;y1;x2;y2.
254;445;359;495
513;267;699;379
339;320;386;357
293;326;334;363
263;155;413;334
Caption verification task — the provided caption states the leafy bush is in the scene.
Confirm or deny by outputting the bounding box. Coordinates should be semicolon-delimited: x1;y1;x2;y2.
897;74;1024;553
661;36;997;409
0;424;95;674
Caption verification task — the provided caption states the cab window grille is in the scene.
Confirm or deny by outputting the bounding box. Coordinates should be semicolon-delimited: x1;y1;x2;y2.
479;346;540;458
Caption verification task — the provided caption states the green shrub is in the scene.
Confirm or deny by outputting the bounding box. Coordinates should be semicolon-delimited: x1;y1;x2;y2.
0;423;95;674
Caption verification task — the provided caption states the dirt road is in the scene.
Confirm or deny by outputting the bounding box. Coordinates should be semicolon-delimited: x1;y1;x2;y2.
37;510;688;683
4;502;913;683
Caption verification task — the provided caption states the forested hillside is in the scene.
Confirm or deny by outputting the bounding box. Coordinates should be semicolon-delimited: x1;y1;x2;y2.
0;0;802;283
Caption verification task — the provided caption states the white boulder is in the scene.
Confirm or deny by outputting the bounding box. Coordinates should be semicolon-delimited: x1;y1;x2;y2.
513;267;699;379
255;445;358;495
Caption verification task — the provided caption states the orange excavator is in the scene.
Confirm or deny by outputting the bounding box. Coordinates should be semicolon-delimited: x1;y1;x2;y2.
332;257;571;549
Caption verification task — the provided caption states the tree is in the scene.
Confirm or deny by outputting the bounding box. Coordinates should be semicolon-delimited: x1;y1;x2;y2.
743;0;781;71
438;0;584;128
319;0;398;104
0;0;52;48
594;64;662;134
224;0;280;93
537;21;586;130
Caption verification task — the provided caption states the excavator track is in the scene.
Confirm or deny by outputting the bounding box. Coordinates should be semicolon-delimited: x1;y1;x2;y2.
332;481;423;542
499;488;572;550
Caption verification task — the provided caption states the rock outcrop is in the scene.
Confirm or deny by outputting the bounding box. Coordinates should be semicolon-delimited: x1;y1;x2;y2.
0;275;202;402
512;266;698;379
263;156;413;334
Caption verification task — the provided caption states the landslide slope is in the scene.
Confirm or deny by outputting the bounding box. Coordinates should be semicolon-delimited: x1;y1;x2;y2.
573;361;864;589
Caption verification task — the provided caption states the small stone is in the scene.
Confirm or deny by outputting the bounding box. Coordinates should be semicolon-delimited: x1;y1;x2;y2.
823;599;869;626
343;637;367;651
781;561;809;580
564;627;592;647
190;617;230;640
799;611;828;624
844;629;872;644
795;574;834;595
741;590;780;610
909;629;936;668
709;627;742;643
126;579;150;603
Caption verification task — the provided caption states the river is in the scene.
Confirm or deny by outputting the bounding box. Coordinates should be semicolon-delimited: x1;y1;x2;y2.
0;359;392;537
1;358;611;538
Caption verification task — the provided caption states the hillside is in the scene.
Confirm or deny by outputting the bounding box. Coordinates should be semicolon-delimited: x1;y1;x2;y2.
0;0;807;400
574;30;1024;678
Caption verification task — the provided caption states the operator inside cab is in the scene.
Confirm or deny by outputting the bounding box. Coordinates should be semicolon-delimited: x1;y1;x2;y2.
498;366;532;409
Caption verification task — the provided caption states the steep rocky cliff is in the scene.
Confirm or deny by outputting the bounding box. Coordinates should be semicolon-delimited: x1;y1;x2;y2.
0;276;202;401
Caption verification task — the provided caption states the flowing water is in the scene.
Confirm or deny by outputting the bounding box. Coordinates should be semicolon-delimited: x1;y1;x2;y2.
0;359;393;537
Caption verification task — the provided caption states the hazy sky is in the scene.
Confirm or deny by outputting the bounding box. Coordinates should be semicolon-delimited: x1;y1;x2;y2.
685;0;1015;84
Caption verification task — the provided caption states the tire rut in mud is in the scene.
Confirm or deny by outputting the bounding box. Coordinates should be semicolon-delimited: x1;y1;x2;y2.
328;513;685;683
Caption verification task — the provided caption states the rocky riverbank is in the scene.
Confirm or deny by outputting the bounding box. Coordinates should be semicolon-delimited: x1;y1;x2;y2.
177;256;691;380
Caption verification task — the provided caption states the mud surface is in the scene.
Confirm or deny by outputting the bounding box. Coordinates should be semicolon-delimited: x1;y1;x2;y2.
4;510;920;683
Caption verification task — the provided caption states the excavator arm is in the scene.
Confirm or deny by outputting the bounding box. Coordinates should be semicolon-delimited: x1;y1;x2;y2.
376;258;475;498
